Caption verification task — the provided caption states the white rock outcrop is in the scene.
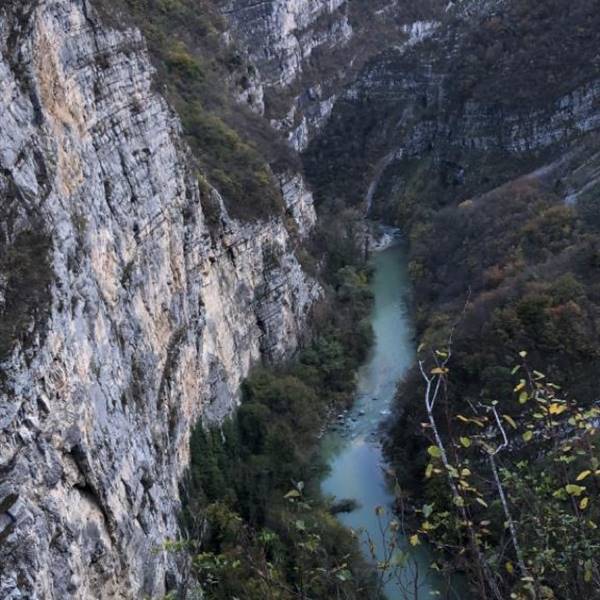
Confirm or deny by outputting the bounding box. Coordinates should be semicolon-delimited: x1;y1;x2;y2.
220;0;351;88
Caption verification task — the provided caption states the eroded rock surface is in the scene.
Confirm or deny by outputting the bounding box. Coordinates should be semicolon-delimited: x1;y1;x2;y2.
0;2;319;598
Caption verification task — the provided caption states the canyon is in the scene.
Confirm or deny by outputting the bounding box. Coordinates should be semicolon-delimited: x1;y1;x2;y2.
1;0;600;598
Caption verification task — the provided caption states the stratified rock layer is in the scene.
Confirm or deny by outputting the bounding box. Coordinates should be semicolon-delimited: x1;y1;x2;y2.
0;1;319;598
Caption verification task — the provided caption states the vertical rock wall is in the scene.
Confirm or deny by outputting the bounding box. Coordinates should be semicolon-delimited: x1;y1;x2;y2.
0;1;320;598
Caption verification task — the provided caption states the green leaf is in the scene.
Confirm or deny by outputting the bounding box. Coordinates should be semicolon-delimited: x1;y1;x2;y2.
410;534;420;546
553;488;567;500
584;560;593;583
446;465;459;478
503;414;517;429
565;484;586;497
460;436;472;448
336;569;352;582
522;431;533;442
576;470;592;482
427;446;442;458
518;391;529;404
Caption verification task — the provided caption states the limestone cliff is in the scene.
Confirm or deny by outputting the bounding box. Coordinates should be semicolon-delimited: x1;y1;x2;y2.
219;0;448;149
0;1;319;598
305;0;600;220
219;0;351;89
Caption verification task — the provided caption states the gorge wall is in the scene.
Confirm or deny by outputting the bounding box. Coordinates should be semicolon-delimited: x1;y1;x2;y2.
0;1;320;598
218;0;447;149
305;0;600;221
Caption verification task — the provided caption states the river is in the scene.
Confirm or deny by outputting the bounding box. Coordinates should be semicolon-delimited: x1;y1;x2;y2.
320;241;464;599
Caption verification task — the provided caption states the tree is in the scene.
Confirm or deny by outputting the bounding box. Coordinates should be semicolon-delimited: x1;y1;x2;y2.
413;344;600;599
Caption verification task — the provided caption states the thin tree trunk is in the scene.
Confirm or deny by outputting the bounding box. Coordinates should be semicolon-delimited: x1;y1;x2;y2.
421;362;503;600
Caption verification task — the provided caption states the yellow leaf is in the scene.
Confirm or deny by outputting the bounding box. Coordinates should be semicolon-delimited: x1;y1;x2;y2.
518;391;529;404
549;403;567;416
514;381;526;393
476;498;489;508
580;497;590;510
410;534;420;547
503;414;517;429
576;470;592;482
431;367;448;375
505;561;514;574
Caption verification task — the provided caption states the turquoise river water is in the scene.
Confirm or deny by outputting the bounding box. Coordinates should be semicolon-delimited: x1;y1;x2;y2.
320;242;466;599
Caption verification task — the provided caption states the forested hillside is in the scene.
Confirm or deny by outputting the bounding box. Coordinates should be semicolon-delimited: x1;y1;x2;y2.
305;1;600;597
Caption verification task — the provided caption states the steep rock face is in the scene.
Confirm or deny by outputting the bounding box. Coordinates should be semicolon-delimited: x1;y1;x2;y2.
219;0;449;149
0;1;319;598
220;0;351;89
305;0;600;217
218;0;351;149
